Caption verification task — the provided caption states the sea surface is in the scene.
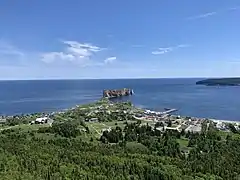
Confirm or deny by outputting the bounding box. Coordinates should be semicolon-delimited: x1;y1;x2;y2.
0;79;239;121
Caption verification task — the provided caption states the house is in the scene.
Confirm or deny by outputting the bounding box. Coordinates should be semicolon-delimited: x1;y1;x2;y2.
216;121;224;130
0;118;6;124
165;126;181;132
85;118;99;122
185;125;202;133
35;117;48;124
90;118;98;122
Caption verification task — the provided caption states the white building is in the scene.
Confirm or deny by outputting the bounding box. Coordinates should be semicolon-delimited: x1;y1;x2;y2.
0;118;6;123
89;118;98;122
35;117;48;124
185;125;202;133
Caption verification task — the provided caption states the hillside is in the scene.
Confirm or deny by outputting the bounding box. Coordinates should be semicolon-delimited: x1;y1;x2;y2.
0;100;240;179
196;78;240;86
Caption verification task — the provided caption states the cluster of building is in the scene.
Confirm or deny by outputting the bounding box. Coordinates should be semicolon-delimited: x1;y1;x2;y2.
134;109;204;133
2;96;239;136
214;120;240;131
0;116;6;124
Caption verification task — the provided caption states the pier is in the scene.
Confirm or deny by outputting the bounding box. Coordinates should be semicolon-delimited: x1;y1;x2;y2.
162;108;178;114
144;108;178;117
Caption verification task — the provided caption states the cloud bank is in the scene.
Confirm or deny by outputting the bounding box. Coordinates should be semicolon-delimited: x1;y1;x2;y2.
41;41;104;65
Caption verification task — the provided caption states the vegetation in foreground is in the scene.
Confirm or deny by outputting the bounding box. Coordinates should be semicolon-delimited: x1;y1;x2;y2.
0;99;240;179
0;117;240;179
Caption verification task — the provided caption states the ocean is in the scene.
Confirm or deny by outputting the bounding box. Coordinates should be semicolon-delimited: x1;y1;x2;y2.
0;78;239;121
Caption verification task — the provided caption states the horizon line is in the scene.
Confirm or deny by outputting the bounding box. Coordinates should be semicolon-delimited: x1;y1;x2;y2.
0;76;239;81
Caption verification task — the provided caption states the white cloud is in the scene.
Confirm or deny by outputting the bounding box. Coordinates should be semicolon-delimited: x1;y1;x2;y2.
186;12;217;20
41;40;104;65
177;44;190;48
228;6;240;11
104;56;116;64
152;47;172;55
41;52;75;63
63;41;103;53
152;44;189;55
187;5;240;20
0;40;24;57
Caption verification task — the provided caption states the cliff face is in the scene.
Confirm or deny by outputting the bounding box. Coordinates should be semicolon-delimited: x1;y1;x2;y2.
103;88;132;98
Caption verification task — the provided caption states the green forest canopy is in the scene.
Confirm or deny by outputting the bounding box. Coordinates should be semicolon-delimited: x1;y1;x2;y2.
0;119;240;180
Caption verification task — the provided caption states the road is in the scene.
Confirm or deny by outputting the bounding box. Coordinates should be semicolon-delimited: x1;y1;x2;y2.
0;125;19;131
88;124;101;136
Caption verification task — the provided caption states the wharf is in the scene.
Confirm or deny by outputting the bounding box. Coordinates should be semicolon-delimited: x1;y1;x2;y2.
162;109;178;114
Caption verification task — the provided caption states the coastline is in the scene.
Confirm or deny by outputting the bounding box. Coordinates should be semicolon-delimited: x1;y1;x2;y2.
1;78;240;121
1;101;240;125
210;119;240;125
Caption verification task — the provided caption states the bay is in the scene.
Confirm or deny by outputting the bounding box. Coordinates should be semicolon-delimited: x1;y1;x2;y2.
0;78;239;121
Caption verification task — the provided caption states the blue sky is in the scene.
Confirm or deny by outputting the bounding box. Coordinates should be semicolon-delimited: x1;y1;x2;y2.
0;0;239;79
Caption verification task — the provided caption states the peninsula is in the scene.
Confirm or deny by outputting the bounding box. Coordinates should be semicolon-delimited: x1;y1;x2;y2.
1;98;240;179
196;78;240;86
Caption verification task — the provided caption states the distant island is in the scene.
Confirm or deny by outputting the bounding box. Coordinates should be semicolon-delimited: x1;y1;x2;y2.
196;78;240;86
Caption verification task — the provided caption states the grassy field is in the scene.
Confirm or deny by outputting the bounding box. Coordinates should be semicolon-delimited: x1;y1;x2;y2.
34;132;56;140
87;121;130;137
217;130;240;140
177;138;189;150
1;124;50;132
86;119;156;138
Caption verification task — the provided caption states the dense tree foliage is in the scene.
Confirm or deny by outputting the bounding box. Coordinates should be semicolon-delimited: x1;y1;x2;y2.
228;123;240;134
0;120;240;179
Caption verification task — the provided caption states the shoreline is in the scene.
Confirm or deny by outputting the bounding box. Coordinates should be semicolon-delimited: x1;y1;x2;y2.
0;100;239;125
142;107;240;123
210;119;240;125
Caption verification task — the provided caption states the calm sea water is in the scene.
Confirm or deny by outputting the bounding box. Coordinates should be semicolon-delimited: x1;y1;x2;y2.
0;79;239;121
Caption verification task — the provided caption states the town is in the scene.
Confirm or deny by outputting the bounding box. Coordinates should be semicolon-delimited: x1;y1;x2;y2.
1;97;239;137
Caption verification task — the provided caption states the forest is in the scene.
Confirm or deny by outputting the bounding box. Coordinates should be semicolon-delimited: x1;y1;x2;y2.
0;118;240;180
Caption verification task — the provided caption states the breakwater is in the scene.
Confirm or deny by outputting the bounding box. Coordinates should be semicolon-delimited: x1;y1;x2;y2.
103;88;133;98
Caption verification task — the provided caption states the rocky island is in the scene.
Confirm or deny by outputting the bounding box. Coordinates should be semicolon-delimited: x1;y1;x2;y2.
196;78;240;86
103;88;133;98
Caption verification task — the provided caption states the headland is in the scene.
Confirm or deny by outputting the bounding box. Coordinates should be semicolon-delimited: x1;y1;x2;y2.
196;78;240;86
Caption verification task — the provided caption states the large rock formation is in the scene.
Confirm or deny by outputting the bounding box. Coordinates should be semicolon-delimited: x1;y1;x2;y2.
103;88;133;98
